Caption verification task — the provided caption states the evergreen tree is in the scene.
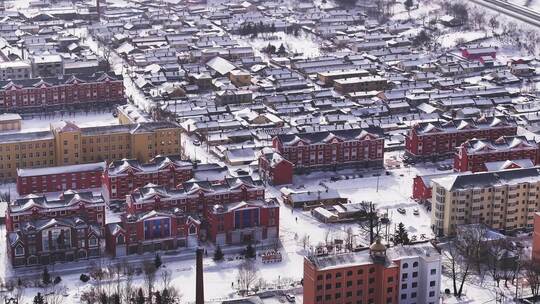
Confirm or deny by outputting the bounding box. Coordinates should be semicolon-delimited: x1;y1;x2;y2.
404;0;414;19
42;267;51;285
137;288;145;304
162;288;172;304
154;253;162;269
245;244;256;259
155;291;163;304
33;292;45;304
393;222;411;245
113;293;120;304
99;293;107;304
213;245;224;261
278;43;286;55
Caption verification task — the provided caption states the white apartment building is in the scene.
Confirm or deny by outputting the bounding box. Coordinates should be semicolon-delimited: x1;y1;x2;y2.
390;244;442;304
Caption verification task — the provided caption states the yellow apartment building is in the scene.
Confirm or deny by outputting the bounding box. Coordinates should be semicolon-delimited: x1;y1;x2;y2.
0;121;182;180
431;167;540;236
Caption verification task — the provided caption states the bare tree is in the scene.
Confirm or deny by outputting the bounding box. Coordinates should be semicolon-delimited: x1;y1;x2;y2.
143;260;157;301
524;261;540;297
301;234;311;250
161;270;172;291
122;261;135;304
345;227;354;250
443;225;486;298
45;284;67;304
357;201;380;244
236;261;259;296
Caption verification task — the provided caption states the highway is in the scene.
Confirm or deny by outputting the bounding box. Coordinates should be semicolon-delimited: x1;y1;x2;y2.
471;0;540;27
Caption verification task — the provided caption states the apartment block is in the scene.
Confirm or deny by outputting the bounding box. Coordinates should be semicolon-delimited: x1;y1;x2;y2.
6;190;106;267
273;128;385;172
453;136;540;172
303;240;441;304
405;116;517;159
431;167;540;236
0;121;182;181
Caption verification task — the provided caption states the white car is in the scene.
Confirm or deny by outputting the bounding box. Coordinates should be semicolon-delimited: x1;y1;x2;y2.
193;139;201;146
285;294;296;302
413;208;420;216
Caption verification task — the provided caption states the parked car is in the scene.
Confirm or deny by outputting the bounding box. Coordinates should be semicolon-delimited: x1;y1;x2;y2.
193;139;201;146
413;208;419;216
285;294;296;303
397;208;406;214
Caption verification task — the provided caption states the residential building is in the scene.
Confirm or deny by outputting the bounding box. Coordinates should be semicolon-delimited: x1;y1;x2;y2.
0;72;124;111
453;136;540;172
533;213;540;262
317;69;370;86
273;128;384;172
405;116;517;159
30;54;64;77
303;240;441;304
206;199;279;245
461;47;497;61
431;167;540;236
105;208;201;257
0;121;182;181
258;151;294;185
103;155;193;199
16;162;106;195
6;190;106;267
333;76;388;94
0;113;22;131
0;61;32;80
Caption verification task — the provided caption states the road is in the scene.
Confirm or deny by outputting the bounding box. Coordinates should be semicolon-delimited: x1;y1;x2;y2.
471;0;540;27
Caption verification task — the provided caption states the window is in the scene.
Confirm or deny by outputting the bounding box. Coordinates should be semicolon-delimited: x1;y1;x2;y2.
402;262;409;269
326;274;332;279
336;272;342;278
413;261;418;267
15;244;24;256
335;283;341;288
429;281;436;287
411;292;417;298
402;283;407;289
401;294;407;300
429;291;435;297
347;271;353;276
326;284;331;290
402;273;408;280
412;282;417;288
430;269;437;275
413;272;418;278
317;275;323;281
387;277;393;282
347;281;352;287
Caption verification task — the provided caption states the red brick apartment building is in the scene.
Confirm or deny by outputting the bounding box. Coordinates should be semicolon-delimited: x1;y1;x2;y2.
304;240;442;304
105;176;273;255
206;199;279;245
6;191;106;267
17;162;106;195
533;213;540;262
273;128;385;171
103;155;194;199
405;116;517;159
258;150;294;185
454;136;540;172
0;72;124;110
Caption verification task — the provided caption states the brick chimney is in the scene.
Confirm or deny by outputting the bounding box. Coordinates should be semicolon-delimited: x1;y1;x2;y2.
196;247;204;304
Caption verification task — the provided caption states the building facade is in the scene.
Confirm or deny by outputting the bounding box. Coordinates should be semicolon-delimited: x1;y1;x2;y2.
273;128;385;172
0;72;124;111
0;121;182;181
532;213;540;262
258;151;294;185
453;136;540;172
6;191;106;267
206;199;279;245
405;116;517;159
303;240;441;304
103;155;193;199
431;167;540;236
105;209;200;257
17;162;106;195
0;61;32;81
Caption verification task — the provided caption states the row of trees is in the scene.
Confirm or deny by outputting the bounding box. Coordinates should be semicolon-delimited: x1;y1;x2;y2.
238;22;277;36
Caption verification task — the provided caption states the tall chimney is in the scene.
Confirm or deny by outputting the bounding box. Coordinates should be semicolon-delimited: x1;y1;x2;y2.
96;0;101;21
196;247;205;304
